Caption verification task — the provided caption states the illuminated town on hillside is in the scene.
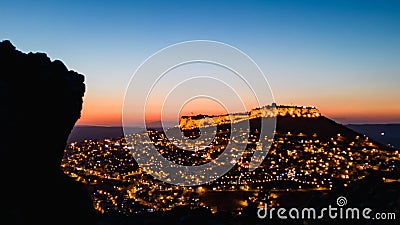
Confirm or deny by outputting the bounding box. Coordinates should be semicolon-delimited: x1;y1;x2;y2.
61;105;400;216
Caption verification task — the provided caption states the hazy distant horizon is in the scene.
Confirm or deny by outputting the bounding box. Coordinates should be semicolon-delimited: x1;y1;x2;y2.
74;121;400;128
68;121;400;148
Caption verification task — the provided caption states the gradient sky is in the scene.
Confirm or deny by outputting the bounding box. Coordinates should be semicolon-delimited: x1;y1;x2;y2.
1;0;399;125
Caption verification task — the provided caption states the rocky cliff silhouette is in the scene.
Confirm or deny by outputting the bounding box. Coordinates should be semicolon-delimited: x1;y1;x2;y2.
0;40;96;225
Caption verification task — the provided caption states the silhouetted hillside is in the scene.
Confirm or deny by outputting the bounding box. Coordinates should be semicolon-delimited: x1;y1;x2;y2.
249;116;387;148
276;116;361;141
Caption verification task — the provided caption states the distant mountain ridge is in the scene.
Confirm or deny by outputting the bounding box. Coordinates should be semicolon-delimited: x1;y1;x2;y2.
347;124;400;148
68;121;399;150
68;126;124;143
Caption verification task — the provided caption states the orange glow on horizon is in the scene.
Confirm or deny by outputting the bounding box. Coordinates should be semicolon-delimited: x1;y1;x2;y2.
76;97;123;126
76;96;400;126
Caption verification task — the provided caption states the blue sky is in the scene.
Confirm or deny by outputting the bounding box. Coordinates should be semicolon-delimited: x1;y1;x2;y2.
1;0;399;125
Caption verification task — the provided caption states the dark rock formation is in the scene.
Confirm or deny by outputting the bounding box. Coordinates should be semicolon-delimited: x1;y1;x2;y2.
0;40;96;225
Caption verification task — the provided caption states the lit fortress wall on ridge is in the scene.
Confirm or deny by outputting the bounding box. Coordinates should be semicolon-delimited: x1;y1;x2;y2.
179;105;321;130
